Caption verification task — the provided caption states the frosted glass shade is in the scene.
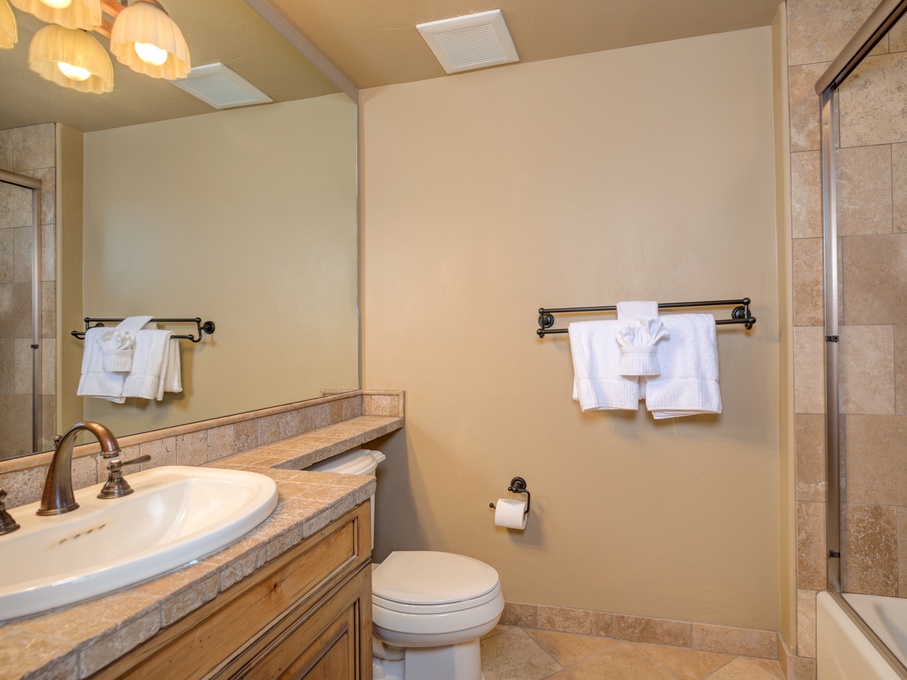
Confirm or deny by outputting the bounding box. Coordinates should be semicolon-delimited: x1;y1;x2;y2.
9;0;100;30
28;24;113;93
0;0;17;49
110;0;189;79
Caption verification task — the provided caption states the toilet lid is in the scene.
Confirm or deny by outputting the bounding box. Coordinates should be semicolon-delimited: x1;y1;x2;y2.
372;551;500;606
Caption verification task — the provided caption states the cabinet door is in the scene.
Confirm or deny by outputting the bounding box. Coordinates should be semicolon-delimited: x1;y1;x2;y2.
236;564;372;680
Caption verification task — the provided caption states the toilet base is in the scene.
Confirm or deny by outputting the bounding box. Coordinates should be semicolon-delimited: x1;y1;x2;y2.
373;638;484;680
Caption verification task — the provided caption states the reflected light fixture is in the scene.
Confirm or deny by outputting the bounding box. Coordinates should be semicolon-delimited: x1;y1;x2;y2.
109;0;189;79
28;23;113;93
9;0;100;30
0;0;17;49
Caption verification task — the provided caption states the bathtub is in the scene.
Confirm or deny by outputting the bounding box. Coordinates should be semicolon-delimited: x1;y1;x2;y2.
817;591;907;679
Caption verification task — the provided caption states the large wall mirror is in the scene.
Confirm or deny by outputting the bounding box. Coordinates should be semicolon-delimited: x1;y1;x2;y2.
0;0;359;460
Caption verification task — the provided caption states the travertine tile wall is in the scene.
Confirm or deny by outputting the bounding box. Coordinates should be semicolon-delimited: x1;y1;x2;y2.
0;390;404;510
0;123;56;459
788;1;907;677
499;602;779;661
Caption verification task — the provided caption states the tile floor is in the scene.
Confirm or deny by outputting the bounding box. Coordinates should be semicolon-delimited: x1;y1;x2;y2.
480;626;785;680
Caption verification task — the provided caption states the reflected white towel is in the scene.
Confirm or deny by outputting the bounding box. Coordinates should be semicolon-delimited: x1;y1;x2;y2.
161;334;182;397
644;314;721;419
77;328;126;403
569;321;640;411
122;330;182;400
100;316;153;372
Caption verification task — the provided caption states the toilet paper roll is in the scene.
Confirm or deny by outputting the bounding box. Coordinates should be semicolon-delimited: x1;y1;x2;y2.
494;499;528;530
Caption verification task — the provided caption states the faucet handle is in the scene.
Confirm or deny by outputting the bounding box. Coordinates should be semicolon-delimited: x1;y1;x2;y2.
0;489;20;535
97;455;152;500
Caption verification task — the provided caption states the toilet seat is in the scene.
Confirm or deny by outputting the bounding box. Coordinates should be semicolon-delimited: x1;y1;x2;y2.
373;551;501;614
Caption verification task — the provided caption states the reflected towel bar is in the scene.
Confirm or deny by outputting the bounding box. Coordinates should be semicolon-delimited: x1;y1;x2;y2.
71;317;216;343
537;298;755;337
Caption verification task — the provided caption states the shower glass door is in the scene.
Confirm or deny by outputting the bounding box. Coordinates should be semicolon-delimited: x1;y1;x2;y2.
0;172;44;458
833;19;907;602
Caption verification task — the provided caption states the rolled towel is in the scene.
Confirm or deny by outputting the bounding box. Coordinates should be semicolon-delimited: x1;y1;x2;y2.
616;318;669;376
615;301;668;378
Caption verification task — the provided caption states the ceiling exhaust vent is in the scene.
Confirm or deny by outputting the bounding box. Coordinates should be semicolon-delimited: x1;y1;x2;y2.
417;9;519;74
170;63;273;110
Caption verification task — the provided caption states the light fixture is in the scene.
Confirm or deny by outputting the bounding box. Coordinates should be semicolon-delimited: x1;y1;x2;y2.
109;0;189;80
9;0;100;31
0;0;17;49
28;23;113;93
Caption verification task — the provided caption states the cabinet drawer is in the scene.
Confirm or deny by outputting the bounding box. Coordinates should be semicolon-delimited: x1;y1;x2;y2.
92;502;370;679
222;563;371;679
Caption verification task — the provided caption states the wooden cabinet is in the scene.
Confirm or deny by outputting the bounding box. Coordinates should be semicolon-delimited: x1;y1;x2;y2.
93;502;372;680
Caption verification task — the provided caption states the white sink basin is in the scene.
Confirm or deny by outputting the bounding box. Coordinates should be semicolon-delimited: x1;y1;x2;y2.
0;466;278;622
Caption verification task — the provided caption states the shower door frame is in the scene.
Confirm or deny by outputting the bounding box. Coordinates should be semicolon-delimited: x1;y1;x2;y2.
816;0;907;676
0;168;44;453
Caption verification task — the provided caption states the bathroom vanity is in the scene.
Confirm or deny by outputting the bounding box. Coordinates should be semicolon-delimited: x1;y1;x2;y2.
94;502;372;679
0;391;404;679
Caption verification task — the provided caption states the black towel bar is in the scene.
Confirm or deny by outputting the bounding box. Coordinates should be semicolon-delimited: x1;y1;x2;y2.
537;298;755;337
71;317;216;343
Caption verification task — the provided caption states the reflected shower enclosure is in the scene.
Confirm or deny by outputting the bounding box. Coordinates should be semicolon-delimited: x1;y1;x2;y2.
0;124;56;458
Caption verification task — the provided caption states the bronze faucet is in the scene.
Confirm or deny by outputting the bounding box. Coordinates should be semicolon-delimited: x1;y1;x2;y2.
38;421;123;516
0;489;19;535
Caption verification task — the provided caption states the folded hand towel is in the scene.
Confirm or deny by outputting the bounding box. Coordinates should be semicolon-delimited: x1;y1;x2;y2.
616;319;669;376
77;328;126;403
122;330;180;400
615;301;668;378
100;315;154;372
569;320;641;411
643;314;721;419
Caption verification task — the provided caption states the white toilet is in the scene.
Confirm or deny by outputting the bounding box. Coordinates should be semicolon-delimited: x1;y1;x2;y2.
307;449;504;680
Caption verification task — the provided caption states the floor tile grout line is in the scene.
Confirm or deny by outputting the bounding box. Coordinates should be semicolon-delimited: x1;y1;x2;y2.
484;626;784;680
515;627;568;678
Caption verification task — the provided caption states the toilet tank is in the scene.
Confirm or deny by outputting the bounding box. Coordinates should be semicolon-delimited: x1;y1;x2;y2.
306;448;385;548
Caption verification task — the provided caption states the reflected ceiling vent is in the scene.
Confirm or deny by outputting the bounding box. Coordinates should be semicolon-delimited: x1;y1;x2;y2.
417;9;519;74
170;62;272;110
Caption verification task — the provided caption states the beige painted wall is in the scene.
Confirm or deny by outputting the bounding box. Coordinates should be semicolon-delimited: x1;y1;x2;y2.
79;94;359;436
58;124;83;435
362;28;781;630
772;4;797;650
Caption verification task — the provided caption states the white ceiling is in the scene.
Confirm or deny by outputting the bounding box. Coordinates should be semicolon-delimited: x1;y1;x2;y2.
266;0;784;89
0;0;783;132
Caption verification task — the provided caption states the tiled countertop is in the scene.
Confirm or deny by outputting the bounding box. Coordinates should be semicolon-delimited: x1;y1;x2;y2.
0;414;403;680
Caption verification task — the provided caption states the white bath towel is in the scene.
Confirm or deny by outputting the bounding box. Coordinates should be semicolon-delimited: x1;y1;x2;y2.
644;314;721;419
616;301;658;320
100;315;154;372
77;328;126;403
616;301;668;378
569;320;641;411
122;330;182;400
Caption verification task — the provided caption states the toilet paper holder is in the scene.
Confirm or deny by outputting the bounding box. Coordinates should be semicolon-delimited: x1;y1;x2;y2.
489;477;530;516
